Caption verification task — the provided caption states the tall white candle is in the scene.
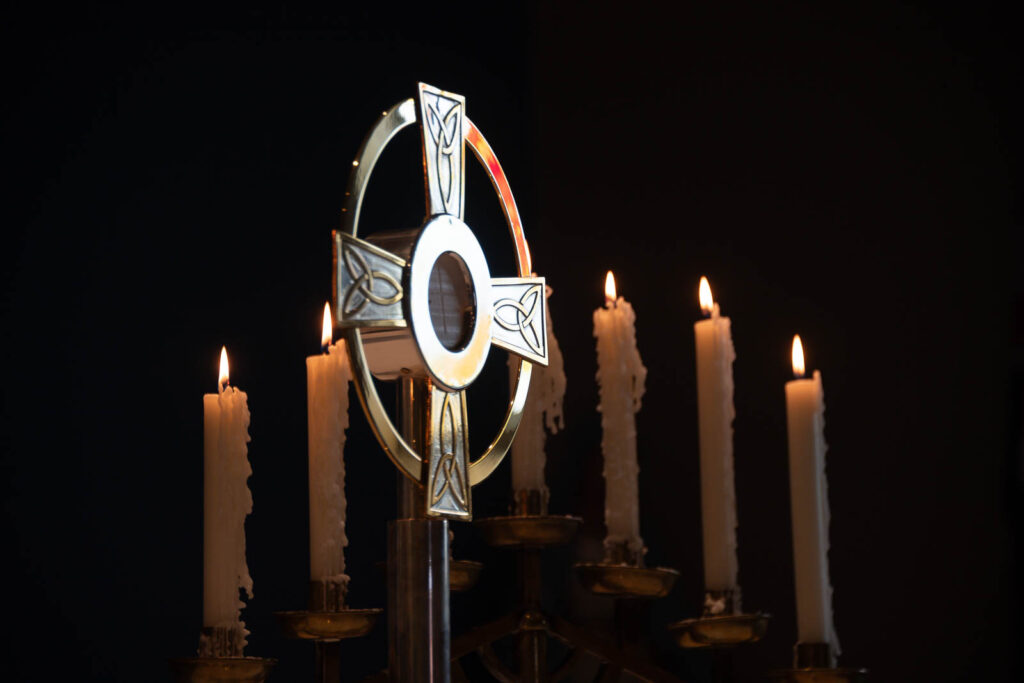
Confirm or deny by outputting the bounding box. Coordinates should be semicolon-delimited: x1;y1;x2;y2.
202;347;254;653
593;271;647;559
510;285;566;496
306;304;352;587
785;335;839;655
693;277;739;599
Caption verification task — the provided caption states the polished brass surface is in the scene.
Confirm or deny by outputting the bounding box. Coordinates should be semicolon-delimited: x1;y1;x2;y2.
335;233;406;327
335;84;542;512
375;558;483;592
475;514;582;548
574;563;680;598
449;558;484;592
427;385;472;518
512;488;548;516
407;215;495;392
275;609;382;641
490;277;548;364
418;83;465;219
667;613;770;648
387;518;450;682
168;657;276;683
308;578;348;613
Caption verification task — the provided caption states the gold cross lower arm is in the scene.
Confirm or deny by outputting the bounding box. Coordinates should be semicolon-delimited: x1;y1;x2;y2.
332;83;548;520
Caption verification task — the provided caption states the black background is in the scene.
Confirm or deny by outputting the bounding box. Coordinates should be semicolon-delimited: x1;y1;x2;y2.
2;2;1020;682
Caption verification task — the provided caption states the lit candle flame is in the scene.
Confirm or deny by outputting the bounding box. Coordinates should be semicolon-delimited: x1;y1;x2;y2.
321;302;333;349
604;270;617;305
791;335;805;378
699;276;714;316
218;346;230;389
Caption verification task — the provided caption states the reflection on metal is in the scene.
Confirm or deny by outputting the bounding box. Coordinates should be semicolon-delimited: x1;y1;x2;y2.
574;562;680;598
334;82;545;515
387;518;450;682
427;388;471;519
335;233;406;326
418;83;465;219
668;612;770;648
491;277;548;364
407;215;494;392
474;514;582;548
276;609;383;641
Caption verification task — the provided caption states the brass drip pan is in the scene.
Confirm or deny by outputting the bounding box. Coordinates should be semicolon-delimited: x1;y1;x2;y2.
668;613;770;648
275;608;383;641
574;563;679;598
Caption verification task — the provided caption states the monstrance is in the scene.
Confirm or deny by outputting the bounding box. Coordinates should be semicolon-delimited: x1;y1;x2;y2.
334;82;548;681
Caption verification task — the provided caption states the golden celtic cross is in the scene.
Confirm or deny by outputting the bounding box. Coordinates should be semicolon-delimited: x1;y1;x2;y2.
333;83;548;520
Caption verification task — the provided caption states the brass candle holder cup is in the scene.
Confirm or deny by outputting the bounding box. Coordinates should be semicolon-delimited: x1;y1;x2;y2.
169;626;276;683
274;579;382;683
770;642;868;682
475;489;582;548
574;540;679;599
667;588;770;648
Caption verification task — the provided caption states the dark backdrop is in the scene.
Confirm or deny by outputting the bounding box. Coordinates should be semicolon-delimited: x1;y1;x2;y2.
2;3;1019;682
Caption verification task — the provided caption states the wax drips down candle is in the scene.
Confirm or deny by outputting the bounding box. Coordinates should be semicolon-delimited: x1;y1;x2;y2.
509;281;566;503
693;277;740;609
593;271;647;562
306;303;353;604
785;335;839;658
201;347;254;656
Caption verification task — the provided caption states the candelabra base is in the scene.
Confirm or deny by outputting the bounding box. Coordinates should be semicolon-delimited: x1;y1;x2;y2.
475;514;582;547
667;613;769;648
574;562;679;598
275;608;382;641
168;657;276;683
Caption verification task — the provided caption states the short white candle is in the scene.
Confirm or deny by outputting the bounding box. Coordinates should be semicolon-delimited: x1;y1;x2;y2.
510;284;566;496
593;271;647;559
202;347;254;652
785;335;839;655
693;277;739;600
307;304;353;588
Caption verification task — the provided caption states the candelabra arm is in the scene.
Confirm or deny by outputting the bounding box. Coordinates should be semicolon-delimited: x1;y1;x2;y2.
549;616;685;683
451;613;520;659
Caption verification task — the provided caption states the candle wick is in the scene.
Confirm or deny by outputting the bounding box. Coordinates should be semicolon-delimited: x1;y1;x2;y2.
321;344;330;355
219;380;229;394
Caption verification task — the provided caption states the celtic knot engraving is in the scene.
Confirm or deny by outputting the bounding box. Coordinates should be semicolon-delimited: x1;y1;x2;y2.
423;98;460;215
431;391;467;510
417;87;462;216
494;284;544;356
342;242;403;316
